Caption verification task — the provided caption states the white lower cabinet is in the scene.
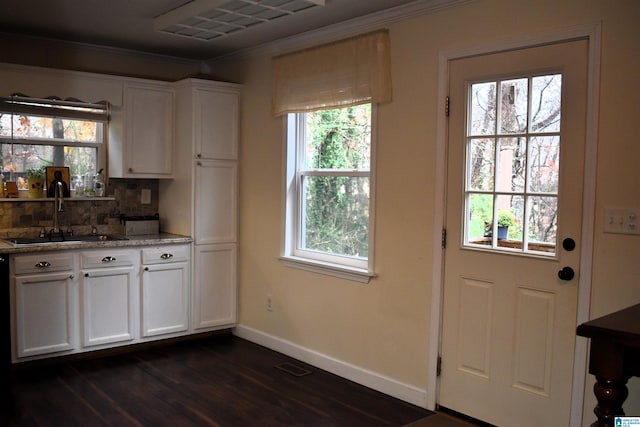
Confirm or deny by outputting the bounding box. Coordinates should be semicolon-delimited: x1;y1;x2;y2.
11;252;76;359
13;269;76;358
10;241;239;363
80;250;137;348
192;243;237;330
141;245;189;338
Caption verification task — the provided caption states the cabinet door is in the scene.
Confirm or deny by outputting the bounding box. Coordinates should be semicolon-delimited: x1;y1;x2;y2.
195;160;237;244
195;89;238;160
141;261;189;337
124;84;174;177
14;272;76;358
81;267;135;347
192;244;236;330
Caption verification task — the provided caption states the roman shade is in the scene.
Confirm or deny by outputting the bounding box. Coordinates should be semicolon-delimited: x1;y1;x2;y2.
272;30;392;116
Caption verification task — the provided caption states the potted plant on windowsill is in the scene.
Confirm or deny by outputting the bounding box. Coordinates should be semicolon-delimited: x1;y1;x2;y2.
497;211;515;240
26;167;46;198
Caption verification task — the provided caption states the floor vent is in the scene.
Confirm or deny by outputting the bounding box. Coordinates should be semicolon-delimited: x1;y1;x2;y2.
275;362;312;377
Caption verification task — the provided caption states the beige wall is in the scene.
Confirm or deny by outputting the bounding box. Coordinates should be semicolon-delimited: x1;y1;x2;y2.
0;0;638;422
211;0;640;422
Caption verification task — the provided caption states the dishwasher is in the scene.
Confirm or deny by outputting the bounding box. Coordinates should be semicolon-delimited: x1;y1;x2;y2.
1;253;11;421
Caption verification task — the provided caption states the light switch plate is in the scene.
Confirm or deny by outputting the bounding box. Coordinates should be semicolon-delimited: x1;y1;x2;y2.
603;207;640;235
141;189;151;205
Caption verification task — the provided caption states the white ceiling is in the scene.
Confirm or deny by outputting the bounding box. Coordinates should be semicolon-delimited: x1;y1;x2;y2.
0;0;434;60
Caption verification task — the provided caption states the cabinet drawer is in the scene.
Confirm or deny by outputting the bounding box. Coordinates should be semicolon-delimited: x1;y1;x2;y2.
142;245;189;265
13;253;74;275
81;250;135;269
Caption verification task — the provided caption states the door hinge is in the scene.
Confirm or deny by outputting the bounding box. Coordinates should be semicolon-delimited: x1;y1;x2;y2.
437;355;442;377
441;228;447;249
445;96;450;117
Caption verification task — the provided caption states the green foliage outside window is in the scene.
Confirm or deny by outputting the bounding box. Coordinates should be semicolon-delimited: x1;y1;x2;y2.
302;105;371;258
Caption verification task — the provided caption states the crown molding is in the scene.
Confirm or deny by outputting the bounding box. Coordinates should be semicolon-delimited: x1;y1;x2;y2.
207;0;475;64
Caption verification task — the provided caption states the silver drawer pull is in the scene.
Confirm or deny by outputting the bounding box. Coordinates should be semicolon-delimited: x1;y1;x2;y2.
101;256;117;263
160;253;173;260
35;261;52;268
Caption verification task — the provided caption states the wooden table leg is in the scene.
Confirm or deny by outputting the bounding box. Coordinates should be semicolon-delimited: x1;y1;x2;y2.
591;375;629;427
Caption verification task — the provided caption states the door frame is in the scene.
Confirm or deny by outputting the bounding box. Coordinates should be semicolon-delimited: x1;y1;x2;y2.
427;23;601;427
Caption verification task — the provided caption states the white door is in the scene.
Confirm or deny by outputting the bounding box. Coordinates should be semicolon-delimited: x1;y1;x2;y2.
14;272;76;358
192;243;237;330
439;40;588;427
124;84;174;177
194;160;238;245
194;88;239;160
81;266;136;347
141;261;189;337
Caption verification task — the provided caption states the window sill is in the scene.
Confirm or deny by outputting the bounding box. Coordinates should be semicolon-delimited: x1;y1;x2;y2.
279;255;375;283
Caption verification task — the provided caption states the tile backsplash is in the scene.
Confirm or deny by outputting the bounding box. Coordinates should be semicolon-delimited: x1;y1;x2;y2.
0;178;159;238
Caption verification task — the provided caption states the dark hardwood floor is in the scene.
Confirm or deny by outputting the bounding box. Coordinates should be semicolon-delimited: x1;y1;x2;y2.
5;334;434;426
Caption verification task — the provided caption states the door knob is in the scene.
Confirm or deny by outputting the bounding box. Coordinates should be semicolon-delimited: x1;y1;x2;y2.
558;266;575;281
562;238;576;251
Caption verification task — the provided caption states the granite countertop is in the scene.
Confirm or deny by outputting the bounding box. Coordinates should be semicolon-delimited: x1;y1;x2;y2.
0;233;192;254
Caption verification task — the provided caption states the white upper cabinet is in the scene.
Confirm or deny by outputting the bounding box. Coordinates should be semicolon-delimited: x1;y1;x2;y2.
160;78;241;238
194;88;238;160
109;82;174;178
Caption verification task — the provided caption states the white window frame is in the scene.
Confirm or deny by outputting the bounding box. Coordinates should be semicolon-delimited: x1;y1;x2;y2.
281;106;377;283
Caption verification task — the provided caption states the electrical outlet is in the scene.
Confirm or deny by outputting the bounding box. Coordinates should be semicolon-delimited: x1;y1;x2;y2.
267;294;273;311
604;207;640;235
141;189;151;205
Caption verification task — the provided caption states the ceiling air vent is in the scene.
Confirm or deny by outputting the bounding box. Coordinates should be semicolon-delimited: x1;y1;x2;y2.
154;0;325;41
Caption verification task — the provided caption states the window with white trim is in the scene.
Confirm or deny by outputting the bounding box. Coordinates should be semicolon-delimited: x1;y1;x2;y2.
282;104;375;281
273;30;391;282
0;96;108;193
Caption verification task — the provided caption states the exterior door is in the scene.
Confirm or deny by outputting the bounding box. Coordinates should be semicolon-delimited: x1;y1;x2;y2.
439;40;588;427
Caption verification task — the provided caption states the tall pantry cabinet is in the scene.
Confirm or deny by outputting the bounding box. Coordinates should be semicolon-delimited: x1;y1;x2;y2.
159;78;240;332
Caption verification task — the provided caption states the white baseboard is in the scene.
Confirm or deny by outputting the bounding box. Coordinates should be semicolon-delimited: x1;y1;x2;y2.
233;325;428;408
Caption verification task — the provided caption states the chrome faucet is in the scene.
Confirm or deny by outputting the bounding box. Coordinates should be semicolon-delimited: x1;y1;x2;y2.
52;181;64;236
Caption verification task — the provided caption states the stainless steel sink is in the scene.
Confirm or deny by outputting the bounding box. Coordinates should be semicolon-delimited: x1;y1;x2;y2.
73;234;129;242
5;235;128;246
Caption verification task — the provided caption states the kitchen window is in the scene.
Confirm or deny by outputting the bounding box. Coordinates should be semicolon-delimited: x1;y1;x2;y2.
0;96;108;192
